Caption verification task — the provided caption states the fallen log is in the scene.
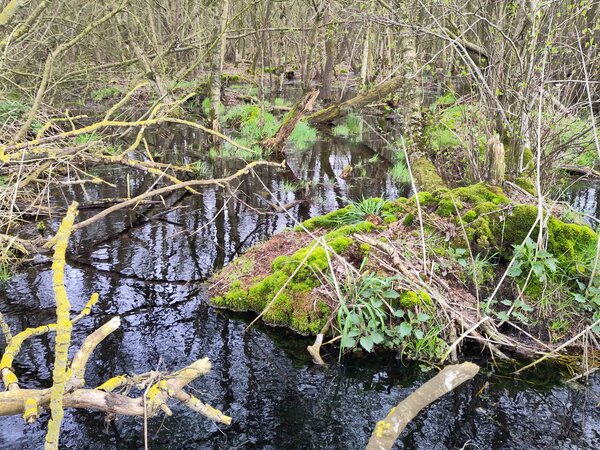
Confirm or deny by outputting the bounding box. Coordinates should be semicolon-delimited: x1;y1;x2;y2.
263;89;320;152
367;362;480;450
561;164;600;178
307;77;405;124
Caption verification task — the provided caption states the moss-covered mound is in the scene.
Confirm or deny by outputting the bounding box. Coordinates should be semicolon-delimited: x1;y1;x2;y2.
209;183;599;360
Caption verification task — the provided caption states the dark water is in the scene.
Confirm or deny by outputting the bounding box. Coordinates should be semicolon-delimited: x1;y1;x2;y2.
1;119;600;449
563;180;600;228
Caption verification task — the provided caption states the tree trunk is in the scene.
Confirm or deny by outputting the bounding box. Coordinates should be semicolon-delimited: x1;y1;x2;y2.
208;0;229;138
321;23;335;101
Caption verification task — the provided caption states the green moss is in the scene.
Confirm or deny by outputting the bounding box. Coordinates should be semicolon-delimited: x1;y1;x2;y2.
398;290;432;309
501;205;538;247
473;201;499;215
403;213;415;226
463;210;477;223
359;243;371;256
522;147;534;167
453;183;508;205
515;177;536;195
437;198;463;217
329;236;354;253
385;198;409;215
415;191;435;206
547;218;597;263
466;217;496;249
412;158;446;192
399;291;420;308
298;206;352;231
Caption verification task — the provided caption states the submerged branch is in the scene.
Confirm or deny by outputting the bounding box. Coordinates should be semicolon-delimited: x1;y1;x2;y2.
367;363;480;450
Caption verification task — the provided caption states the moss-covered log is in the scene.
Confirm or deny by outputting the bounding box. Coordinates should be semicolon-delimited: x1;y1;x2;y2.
263;90;320;152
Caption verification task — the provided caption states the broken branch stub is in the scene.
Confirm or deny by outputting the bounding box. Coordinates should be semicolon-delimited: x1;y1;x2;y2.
367;362;480;450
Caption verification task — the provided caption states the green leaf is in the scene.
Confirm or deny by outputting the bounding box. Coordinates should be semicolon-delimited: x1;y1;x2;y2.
398;322;412;338
349;312;361;325
532;261;545;279
347;329;361;338
496;311;510;321
341;336;356;348
383;289;400;299
500;299;513;306
371;298;383;308
573;293;586;303
507;264;522;278
360;335;374;352
520;302;534;312
417;312;430;322
413;329;424;340
545;258;557;273
371;331;385;344
393;309;405;318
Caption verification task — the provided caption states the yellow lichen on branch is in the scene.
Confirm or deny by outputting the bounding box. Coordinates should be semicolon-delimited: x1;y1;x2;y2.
366;363;479;450
45;202;78;450
1;323;56;390
23;397;39;424
0;292;98;391
69;317;121;389
96;375;128;393
173;390;233;425
0;0;24;26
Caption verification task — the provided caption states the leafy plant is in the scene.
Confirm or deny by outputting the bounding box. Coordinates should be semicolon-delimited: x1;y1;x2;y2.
0;263;10;282
282;179;304;194
75;132;101;144
390;161;410;183
334;198;391;226
332;114;362;141
104;144;122;156
336;274;400;355
222;104;279;141
448;247;497;288
334;272;445;360
192;160;209;177
91;86;122;101
483;297;534;323
508;237;558;283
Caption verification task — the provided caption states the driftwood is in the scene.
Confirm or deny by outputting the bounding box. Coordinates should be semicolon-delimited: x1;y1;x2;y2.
263;89;320;152
366;362;480;450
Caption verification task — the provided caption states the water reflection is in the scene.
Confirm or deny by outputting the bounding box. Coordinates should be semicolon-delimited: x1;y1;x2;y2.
0;124;599;449
563;180;600;228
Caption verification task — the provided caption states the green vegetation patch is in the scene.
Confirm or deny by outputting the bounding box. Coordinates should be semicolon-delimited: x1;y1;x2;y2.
91;86;122;101
210;183;600;356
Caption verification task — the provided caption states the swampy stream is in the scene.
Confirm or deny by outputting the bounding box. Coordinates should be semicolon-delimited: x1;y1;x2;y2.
1;118;600;449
